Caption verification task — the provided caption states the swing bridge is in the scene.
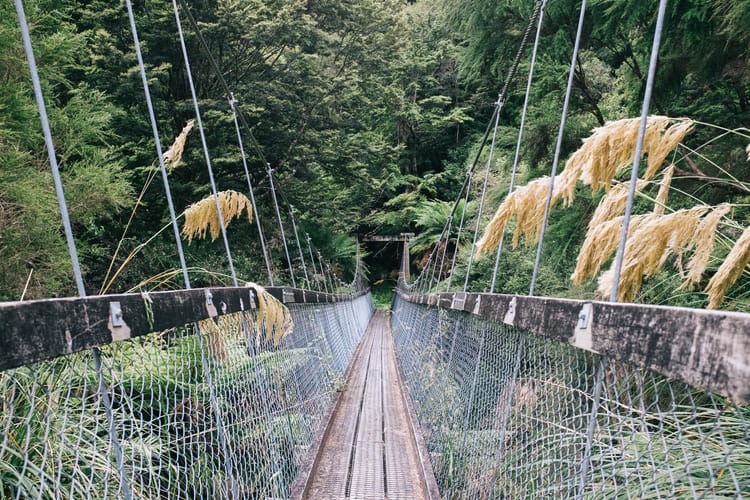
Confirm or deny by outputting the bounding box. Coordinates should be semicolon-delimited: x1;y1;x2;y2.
2;0;749;498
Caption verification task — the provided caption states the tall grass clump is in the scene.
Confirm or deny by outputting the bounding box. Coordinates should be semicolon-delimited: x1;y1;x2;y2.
476;116;693;258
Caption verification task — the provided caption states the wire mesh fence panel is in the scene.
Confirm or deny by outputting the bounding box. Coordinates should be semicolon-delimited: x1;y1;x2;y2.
391;295;750;499
0;292;372;498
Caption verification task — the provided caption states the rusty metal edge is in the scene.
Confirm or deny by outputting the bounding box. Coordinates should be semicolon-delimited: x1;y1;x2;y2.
396;289;750;404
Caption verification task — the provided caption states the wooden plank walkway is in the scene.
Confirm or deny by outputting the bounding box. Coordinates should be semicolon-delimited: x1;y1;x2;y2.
293;311;438;499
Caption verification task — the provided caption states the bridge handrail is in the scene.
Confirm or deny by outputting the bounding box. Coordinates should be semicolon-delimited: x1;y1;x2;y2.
0;286;369;372
397;288;750;404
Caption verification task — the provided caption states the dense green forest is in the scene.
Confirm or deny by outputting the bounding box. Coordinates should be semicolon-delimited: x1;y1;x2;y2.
1;0;748;308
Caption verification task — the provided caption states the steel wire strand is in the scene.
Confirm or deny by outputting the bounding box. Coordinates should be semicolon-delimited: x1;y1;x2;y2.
491;0;548;292
229;94;275;285
172;0;238;287
16;2;131;497
529;0;587;297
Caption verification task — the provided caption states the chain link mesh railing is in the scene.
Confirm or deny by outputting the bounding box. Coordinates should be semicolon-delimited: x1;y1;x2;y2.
0;291;372;498
391;294;749;498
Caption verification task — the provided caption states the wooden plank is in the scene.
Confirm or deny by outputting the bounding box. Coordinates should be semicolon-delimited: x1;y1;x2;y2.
398;290;750;403
0;287;368;371
297;312;436;499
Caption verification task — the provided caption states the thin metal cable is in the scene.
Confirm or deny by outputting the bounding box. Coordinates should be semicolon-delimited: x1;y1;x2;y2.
499;1;543;103
172;0;238;287
289;205;310;287
172;3;241;495
317;251;330;293
306;233;322;292
176;0;268;167
610;0;669;303
425;2;541;294
125;0;190;289
432;216;453;292
529;0;587;297
491;0;548;292
17;2;131;497
463;95;504;292
267;166;296;287
446;172;473;291
577;2;669;497
15;0;85;297
229;94;274;285
422;229;445;293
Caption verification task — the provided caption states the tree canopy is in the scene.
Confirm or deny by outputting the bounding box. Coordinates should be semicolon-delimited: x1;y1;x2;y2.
1;0;748;308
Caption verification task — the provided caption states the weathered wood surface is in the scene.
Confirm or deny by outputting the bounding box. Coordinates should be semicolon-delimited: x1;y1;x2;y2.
294;311;439;499
0;287;368;372
399;290;750;404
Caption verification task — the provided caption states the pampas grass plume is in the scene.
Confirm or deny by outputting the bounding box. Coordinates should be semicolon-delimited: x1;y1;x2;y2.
182;190;253;242
475;177;552;259
163;119;195;171
683;204;731;287
653;165;674;216
706;225;750;309
589;180;647;229
595;207;708;301
246;282;293;346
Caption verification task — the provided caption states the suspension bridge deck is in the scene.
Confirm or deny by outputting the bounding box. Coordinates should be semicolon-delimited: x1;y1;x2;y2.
295;310;438;499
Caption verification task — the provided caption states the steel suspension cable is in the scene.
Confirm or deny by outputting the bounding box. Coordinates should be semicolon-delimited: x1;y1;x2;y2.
609;1;669;303
171;4;241;496
125;1;192;290
289;205;310;287
305;233;322;292
491;0;548;292
446;172;474;291
316;250;330;294
463;95;503;292
175;0;269;168
15;0;86;298
529;0;587;297
229;94;274;285
267;166;297;287
17;2;132;496
576;2;669;498
172;0;238;287
412;1;541;293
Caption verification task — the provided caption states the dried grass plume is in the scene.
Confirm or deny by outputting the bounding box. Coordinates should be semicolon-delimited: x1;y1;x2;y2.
588;180;647;230
475;116;693;259
163;119;195;171
475;177;553;258
571;116;693;191
706;225;750;309
683;204;731;288
653;165;674;216
596;207;708;301
246;282;293;346
182;190;253;242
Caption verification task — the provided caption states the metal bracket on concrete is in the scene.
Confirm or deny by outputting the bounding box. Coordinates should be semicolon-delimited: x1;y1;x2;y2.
570;302;596;352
